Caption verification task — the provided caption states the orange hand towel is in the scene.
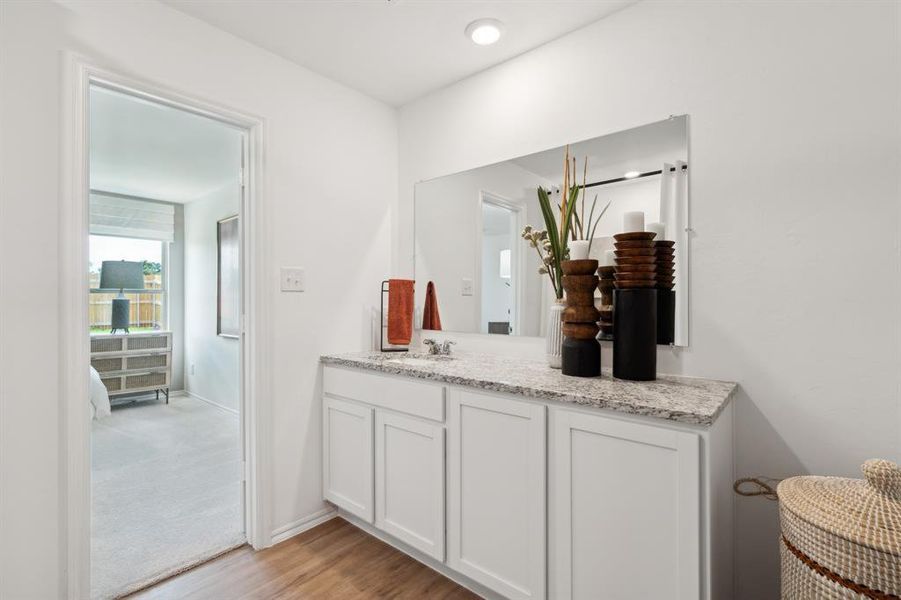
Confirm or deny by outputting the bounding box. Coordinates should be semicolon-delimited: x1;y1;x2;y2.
387;279;414;345
422;281;442;331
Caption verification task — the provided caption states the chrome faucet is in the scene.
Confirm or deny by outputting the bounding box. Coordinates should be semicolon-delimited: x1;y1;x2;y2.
423;338;456;356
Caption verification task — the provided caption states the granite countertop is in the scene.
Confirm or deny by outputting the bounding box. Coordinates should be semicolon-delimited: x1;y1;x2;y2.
320;352;736;426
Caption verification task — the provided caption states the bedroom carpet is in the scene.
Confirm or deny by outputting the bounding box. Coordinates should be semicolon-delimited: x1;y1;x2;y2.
91;395;244;600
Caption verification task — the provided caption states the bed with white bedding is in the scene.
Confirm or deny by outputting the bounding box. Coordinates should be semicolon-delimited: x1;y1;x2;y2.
90;366;111;419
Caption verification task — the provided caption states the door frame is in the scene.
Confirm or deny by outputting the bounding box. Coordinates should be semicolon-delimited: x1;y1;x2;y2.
61;55;273;598
476;190;524;335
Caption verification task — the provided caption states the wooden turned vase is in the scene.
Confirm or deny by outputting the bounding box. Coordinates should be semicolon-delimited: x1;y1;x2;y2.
655;240;676;345
597;265;615;341
561;260;600;377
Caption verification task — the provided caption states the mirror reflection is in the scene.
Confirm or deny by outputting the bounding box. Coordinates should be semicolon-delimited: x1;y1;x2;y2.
415;116;689;346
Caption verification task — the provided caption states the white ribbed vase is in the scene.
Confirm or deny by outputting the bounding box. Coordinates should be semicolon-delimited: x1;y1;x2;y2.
546;299;565;369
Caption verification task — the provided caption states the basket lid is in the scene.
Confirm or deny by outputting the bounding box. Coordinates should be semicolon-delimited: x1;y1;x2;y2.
777;459;901;556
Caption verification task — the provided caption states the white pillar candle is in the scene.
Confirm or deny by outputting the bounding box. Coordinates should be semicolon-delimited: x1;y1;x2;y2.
623;211;645;233
604;249;616;266
569;240;590;260
646;222;665;240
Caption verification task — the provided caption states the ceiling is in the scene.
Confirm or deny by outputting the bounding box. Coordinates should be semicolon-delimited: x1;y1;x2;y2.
90;86;243;203
161;0;635;107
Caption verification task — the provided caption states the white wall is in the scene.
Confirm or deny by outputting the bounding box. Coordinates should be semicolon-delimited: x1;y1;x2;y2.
397;2;901;597
184;185;241;411
0;1;395;597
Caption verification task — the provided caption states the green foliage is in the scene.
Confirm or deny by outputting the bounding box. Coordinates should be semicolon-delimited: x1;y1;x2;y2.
527;149;614;300
536;185;579;299
536;187;562;298
143;261;162;275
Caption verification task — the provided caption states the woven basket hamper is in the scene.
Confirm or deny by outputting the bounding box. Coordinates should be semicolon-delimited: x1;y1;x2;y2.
777;459;901;599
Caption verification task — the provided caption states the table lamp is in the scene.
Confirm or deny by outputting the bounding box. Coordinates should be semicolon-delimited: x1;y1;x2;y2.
99;260;145;334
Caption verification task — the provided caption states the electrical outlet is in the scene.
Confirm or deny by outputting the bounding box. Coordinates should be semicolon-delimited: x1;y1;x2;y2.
281;267;306;292
461;278;473;296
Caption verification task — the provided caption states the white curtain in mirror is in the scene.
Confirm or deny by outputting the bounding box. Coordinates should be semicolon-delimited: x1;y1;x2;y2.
659;160;688;344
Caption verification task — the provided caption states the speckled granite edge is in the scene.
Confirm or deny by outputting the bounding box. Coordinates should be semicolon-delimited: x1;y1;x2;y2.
320;352;737;426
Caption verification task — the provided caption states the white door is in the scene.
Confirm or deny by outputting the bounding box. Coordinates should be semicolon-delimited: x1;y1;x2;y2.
448;389;546;600
551;408;701;599
375;411;445;560
322;396;374;522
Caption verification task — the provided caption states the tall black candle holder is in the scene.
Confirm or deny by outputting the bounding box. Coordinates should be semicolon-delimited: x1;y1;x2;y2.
656;289;675;345
613;288;657;381
654;240;676;345
612;232;658;380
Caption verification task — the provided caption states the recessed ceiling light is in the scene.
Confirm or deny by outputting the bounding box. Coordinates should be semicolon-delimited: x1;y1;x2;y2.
465;19;503;46
624;170;641;179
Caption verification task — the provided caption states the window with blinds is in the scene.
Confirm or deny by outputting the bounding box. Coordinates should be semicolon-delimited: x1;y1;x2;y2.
89;193;173;332
89;192;175;242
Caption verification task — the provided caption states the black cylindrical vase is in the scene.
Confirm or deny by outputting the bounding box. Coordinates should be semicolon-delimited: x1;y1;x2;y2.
613;288;657;381
562;337;601;377
656;289;675;345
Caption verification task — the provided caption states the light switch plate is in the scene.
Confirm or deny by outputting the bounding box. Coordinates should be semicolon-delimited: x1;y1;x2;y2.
280;267;305;292
461;278;473;296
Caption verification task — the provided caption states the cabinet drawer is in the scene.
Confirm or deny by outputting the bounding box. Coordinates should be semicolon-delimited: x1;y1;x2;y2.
125;353;170;371
100;374;123;393
323;366;445;422
91;337;125;354
92;356;124;373
124;370;169;391
126;334;171;352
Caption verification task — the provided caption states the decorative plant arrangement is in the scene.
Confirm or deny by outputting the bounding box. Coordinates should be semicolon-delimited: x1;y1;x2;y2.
522;145;611;370
521;145;611;299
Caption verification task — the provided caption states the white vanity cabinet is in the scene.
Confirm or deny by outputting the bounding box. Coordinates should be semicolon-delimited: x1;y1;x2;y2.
321;359;735;600
322;366;447;555
550;408;701;599
447;390;547;600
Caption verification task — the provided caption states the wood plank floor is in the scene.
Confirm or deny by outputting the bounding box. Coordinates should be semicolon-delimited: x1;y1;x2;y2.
126;517;479;599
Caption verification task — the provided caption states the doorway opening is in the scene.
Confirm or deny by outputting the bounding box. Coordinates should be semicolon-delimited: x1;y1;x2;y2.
87;83;246;599
479;192;523;335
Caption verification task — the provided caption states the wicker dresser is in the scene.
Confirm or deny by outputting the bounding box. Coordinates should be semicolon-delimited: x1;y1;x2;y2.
90;331;172;403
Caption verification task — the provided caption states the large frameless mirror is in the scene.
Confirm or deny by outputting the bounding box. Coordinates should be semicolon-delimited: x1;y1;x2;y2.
414;115;689;346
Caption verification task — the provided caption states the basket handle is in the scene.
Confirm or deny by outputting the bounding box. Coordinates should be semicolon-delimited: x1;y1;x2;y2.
862;459;901;499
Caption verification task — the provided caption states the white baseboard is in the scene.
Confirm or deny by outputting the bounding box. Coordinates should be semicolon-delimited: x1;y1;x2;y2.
185;390;239;415
270;507;337;545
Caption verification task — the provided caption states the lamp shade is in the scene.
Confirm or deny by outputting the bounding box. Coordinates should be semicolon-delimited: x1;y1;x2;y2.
99;260;145;291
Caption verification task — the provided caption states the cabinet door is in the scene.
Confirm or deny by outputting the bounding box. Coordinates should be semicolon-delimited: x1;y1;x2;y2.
448;390;546;600
322;396;374;522
551;409;700;600
375;411;445;560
